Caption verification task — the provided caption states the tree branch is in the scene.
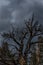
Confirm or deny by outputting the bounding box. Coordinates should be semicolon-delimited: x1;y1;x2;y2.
2;33;21;46
31;41;43;45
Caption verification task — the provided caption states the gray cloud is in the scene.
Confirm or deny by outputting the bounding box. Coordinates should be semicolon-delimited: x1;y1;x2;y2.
0;0;10;8
0;0;43;46
0;0;43;32
0;6;11;32
8;0;43;23
8;0;34;24
0;0;11;32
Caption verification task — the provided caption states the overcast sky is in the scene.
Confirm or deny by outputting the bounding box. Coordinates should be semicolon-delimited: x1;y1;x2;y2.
0;0;43;32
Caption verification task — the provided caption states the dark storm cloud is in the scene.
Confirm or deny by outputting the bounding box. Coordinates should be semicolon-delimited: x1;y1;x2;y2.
34;3;43;24
0;0;43;32
9;0;34;23
0;0;43;46
8;0;43;25
0;0;11;32
0;6;11;32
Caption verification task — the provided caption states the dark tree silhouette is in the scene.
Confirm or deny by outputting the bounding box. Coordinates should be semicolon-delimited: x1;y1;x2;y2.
1;14;43;65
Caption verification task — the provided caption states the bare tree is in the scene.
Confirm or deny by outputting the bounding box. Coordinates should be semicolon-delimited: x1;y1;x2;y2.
1;14;43;65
